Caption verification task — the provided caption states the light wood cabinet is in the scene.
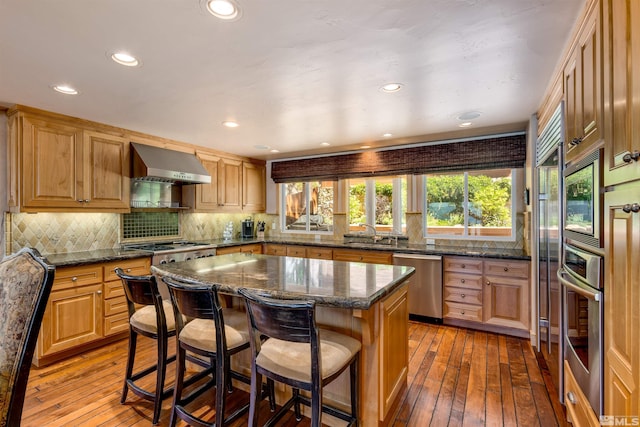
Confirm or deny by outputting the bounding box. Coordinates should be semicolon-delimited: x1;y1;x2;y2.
443;256;530;336
264;244;287;256
184;153;266;213
35;257;151;366
332;248;393;265
565;360;601;427
564;0;603;163
216;243;263;256
7;111;130;212
604;182;640;418
242;161;266;212
602;0;640;186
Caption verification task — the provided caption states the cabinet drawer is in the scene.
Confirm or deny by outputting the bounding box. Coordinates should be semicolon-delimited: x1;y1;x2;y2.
444;286;482;305
104;257;151;281
484;259;529;278
443;272;483;290
104;280;125;299
240;244;263;254
305;247;333;260
564;361;600;427
104;295;127;316
443;257;483;274
333;249;392;265
286;246;307;258
53;265;103;290
264;244;287;256
104;311;129;336
444;301;483;322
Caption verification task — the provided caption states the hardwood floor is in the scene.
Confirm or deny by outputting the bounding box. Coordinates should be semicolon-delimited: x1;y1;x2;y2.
22;322;567;426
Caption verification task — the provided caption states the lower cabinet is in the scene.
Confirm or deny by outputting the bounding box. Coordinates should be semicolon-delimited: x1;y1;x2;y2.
216;243;263;255
443;256;530;336
332;248;393;265
564;360;601;427
35;257;150;366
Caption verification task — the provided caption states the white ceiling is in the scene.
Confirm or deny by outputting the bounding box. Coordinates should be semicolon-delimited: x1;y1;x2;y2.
0;0;584;160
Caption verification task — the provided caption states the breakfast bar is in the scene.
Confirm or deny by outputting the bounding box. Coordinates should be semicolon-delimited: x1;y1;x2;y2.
151;252;415;427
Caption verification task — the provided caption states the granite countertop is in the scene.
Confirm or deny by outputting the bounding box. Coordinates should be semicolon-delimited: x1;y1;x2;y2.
40;236;529;268
42;248;152;267
208;237;530;260
152;253;415;309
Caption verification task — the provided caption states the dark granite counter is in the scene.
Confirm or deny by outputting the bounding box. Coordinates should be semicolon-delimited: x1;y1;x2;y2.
151;252;415;309
43;248;151;267
204;237;530;260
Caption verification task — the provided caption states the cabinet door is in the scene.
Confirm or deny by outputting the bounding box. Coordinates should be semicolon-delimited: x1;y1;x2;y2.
603;0;640;185
186;152;220;211
604;184;640;417
242;162;266;212
240;243;263;254
83;130;130;210
38;284;104;357
264;244;287;256
483;275;530;331
218;158;242;211
20;115;83;209
565;2;603;163
216;246;241;255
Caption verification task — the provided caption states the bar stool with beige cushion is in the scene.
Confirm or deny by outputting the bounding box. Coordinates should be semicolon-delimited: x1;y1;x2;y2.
115;268;182;425
163;277;271;427
238;288;361;427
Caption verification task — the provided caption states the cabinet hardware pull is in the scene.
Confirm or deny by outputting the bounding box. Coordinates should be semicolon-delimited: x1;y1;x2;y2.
623;203;640;213
461;264;465;268
71;277;78;282
96;290;102;295
461;279;465;283
461;311;465;315
569;137;582;146
504;267;508;271
566;391;577;405
486;281;491;286
76;199;84;203
126;268;132;272
84;199;90;203
461;294;466;298
622;150;640;163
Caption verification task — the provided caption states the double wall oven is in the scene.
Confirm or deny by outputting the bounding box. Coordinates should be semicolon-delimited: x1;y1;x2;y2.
557;148;604;416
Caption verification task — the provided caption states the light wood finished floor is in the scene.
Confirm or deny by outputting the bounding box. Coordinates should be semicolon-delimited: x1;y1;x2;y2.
22;322;566;426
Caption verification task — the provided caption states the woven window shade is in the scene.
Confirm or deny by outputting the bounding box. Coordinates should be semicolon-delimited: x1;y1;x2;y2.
271;133;526;183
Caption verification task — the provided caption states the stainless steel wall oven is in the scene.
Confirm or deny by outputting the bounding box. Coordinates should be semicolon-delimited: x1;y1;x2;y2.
557;243;603;416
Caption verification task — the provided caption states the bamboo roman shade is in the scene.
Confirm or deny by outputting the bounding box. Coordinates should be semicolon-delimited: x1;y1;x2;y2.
271;133;526;183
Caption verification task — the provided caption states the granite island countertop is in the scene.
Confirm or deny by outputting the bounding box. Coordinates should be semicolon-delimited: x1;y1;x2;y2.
151;252;415;309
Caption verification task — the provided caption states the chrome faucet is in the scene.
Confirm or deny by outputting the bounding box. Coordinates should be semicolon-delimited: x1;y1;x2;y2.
359;223;380;241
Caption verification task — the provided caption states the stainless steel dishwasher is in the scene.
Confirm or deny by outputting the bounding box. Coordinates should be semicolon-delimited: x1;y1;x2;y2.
393;253;443;322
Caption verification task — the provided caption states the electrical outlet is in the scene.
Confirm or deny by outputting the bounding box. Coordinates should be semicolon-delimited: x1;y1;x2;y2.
426;238;435;245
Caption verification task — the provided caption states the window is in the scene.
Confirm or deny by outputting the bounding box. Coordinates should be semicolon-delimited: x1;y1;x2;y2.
348;176;406;234
281;181;334;233
423;169;515;240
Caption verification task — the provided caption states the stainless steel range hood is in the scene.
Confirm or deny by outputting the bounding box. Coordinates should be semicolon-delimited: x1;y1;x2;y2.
131;142;211;184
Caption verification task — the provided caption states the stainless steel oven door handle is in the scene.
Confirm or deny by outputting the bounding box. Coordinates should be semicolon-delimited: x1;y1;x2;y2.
557;269;601;302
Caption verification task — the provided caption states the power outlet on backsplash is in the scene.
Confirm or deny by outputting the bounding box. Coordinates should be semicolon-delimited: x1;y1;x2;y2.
426;238;436;245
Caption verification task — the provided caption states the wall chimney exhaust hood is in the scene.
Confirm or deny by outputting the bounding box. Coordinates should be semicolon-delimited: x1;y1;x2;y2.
131;142;211;184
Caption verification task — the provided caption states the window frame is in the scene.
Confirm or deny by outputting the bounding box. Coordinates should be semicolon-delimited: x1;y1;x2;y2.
348;175;407;234
421;168;517;241
279;181;334;235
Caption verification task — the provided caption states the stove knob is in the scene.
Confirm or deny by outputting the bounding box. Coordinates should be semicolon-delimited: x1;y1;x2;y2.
160;260;167;265
169;259;176;263
186;257;192;261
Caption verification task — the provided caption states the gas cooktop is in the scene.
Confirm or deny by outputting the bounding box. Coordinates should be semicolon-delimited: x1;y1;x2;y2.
123;241;214;253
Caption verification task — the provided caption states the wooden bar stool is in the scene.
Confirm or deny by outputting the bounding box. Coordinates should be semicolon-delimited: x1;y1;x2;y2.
115;268;180;425
163;277;263;427
239;288;361;427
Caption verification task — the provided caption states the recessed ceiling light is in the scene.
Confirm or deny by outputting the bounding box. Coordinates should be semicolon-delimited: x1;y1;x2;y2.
382;133;393;138
457;111;482;121
320;142;331;146
52;85;78;95
206;0;241;20
459;122;473;128
270;149;280;153
111;52;140;67
360;145;371;149
222;121;239;128
380;83;403;93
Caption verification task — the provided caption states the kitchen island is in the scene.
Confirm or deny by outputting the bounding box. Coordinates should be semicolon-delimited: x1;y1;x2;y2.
152;253;415;427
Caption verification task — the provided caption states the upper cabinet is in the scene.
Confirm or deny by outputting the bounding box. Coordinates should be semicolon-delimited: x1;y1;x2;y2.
602;0;640;186
183;152;265;213
564;0;604;164
7;110;130;212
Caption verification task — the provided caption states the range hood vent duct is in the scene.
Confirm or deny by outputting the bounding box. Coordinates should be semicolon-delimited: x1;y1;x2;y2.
131;142;211;184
